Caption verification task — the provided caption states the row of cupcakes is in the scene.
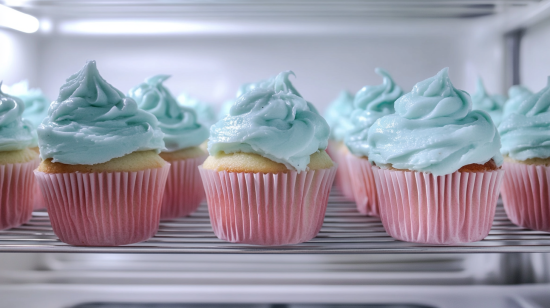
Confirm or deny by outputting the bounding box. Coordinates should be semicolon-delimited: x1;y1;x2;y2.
0;61;337;247
325;67;550;243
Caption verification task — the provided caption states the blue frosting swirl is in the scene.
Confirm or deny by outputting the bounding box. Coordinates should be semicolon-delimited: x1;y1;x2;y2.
499;77;550;161
177;94;217;128
502;85;533;119
0;83;36;151
208;71;330;172
3;80;50;130
129;75;209;151
471;78;504;126
38;61;165;165
344;68;403;157
324;90;355;141
367;68;502;176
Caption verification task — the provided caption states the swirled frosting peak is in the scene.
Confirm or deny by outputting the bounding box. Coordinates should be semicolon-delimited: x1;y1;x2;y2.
503;85;533;119
129;75;209;151
38;61;165;165
3;80;50;130
344;68;402;157
367;68;502;176
324;90;354;141
0;82;35;151
499;77;550;160
471;78;504;126
208;71;330;172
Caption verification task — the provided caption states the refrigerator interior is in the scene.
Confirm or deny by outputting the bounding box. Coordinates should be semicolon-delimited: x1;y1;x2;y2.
2;1;550;307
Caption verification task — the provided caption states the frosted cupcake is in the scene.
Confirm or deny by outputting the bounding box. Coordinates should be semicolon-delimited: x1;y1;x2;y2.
129;75;209;219
472;78;505;126
323;91;355;200
3;80;50;209
368;68;504;244
200;71;337;246
502;85;533;119
344;68;402;216
35;61;169;246
0;84;39;230
499;78;550;232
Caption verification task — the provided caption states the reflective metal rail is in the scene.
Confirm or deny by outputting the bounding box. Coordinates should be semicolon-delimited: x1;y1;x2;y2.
0;189;549;253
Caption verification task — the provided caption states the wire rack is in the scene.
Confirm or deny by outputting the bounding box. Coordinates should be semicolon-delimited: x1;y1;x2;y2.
0;188;550;254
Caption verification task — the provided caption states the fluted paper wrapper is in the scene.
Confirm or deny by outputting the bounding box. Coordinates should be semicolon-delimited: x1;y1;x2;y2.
34;164;170;246
334;149;355;201
161;155;207;219
347;155;378;216
501;162;550;232
199;165;337;246
32;178;46;210
0;159;38;230
373;167;504;245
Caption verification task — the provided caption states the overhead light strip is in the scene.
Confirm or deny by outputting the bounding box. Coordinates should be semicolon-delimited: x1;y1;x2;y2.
0;4;39;33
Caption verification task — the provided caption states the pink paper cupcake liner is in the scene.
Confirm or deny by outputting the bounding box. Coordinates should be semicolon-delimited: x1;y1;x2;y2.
0;158;39;230
347;154;378;216
501;162;550;232
32;178;46;210
34;164;170;246
373;167;504;245
161;155;207;219
334;149;355;201
199;165;337;246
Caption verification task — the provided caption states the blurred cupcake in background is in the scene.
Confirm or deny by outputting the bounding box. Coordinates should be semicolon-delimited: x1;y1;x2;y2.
0;83;39;230
323;90;355;200
502;85;533;120
200;71;336;246
35;61;169;246
344;68;402;216
499;78;550;232
368;68;504;244
177;93;217;128
129;75;209;220
471;78;505;126
2;80;51;209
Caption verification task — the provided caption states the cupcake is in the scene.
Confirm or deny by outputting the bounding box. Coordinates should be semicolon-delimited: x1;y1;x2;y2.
34;61;169;246
0;83;39;230
3;80;51;209
471;78;505;127
502;85;533;119
344;68;403;216
499;78;550;232
129;75;209;219
323;91;355;200
199;71;337;246
368;68;504;244
177;93;217;128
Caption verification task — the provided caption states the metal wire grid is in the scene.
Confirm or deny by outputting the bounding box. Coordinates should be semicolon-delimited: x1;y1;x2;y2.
0;189;549;253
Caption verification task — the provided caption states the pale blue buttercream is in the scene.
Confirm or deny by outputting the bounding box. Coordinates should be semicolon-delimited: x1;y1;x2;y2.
217;73;313;121
502;85;533;119
208;71;330;172
499;78;550;161
0;83;35;151
38;61;165;165
344;68;403;157
367;68;502;176
129;75;208;151
471;78;504;126
177;94;217;128
324;90;354;141
3;80;50;130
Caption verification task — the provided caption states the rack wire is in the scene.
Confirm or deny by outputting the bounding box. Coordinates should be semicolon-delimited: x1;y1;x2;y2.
0;188;549;253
